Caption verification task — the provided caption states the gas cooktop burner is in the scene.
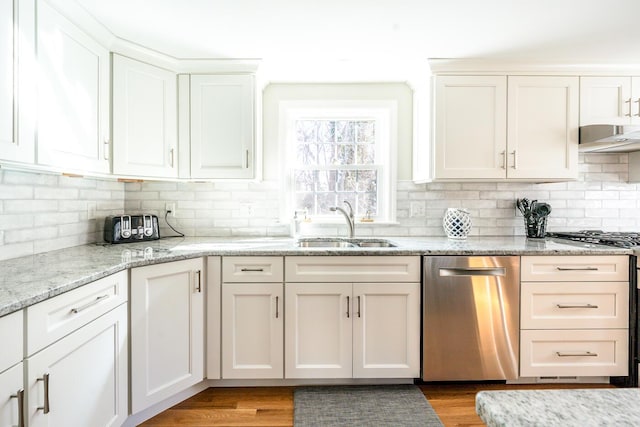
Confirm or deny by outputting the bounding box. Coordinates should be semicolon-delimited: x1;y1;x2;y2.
547;230;640;248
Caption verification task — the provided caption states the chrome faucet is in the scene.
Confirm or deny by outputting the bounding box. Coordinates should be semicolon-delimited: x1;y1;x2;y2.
330;201;355;238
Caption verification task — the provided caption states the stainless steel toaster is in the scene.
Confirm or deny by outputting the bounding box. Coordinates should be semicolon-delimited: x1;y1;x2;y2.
103;214;160;244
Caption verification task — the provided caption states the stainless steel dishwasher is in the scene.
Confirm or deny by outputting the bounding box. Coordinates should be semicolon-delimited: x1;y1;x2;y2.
423;256;520;381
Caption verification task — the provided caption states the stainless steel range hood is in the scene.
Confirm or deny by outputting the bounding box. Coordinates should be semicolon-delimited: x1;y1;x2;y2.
579;124;640;153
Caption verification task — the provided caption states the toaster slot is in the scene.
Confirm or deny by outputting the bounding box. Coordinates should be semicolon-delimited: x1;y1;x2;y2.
120;215;132;238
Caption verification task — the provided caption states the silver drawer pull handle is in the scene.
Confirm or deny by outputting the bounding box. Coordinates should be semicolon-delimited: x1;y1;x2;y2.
556;351;598;357
240;268;264;272
37;374;50;414
440;267;505;277
275;296;279;319
556;266;598;271
346;296;350;318
557;303;599;309
70;295;109;314
195;270;202;293
10;389;25;427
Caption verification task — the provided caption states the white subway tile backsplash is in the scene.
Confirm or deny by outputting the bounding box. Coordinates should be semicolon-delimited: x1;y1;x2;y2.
0;171;124;261
2;153;639;261
0;184;33;199
4;200;58;212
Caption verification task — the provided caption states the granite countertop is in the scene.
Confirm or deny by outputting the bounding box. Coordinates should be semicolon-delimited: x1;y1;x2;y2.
0;235;631;318
476;388;640;426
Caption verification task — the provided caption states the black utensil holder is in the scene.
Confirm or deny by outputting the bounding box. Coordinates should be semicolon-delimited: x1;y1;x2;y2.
525;216;547;238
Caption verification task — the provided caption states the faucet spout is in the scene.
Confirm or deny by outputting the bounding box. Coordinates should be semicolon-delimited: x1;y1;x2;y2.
330;201;355;238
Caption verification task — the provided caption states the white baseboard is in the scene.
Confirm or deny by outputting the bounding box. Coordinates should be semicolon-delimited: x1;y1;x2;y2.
508;376;610;385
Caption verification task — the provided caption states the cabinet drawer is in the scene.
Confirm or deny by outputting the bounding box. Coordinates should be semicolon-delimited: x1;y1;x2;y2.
521;256;629;282
521;282;629;329
520;329;628;377
222;257;283;282
0;310;23;373
26;270;128;355
285;256;420;283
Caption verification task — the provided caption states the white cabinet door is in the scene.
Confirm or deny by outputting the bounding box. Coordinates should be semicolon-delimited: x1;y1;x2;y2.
37;1;110;174
130;258;204;413
433;75;507;180
27;303;128;427
222;283;283;379
112;54;178;178
190;74;255;179
0;0;35;163
352;283;420;378
580;76;640;125
507;76;578;180
285;282;352;378
0;363;24;427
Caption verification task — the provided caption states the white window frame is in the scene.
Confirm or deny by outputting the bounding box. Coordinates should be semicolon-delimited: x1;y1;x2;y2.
279;100;397;224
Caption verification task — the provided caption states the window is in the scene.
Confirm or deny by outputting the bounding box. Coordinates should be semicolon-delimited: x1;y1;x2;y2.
281;101;397;223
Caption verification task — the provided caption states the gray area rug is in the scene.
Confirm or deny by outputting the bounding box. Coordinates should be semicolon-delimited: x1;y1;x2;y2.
294;384;444;426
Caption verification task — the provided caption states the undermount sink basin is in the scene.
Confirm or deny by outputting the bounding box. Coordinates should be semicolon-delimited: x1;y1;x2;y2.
356;240;397;248
295;238;397;248
296;240;356;248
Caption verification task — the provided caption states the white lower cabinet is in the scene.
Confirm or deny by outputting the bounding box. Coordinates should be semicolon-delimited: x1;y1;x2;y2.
284;278;420;379
26;303;128;427
0;310;25;427
285;282;353;379
222;283;283;379
519;255;630;378
131;258;204;413
0;363;24;427
353;282;420;378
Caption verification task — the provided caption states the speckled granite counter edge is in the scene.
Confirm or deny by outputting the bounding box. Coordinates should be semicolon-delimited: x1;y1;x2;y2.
0;236;632;318
476;388;640;427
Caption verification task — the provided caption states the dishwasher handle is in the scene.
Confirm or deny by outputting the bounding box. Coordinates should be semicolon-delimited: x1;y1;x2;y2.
439;267;506;277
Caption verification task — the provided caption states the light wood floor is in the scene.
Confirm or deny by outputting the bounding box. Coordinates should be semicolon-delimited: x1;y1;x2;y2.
140;382;613;427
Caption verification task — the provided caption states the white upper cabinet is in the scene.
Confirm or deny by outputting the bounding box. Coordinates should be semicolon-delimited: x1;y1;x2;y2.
0;0;35;164
433;75;578;181
36;1;110;174
507;76;578;180
189;74;255;179
580;76;640;125
112;54;178;178
434;75;507;180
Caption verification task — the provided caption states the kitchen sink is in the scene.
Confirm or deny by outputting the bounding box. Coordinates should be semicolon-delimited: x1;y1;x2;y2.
356;240;397;247
295;238;397;248
296;240;356;248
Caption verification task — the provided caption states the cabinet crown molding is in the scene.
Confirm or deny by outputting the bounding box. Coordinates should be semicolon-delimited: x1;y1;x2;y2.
428;58;640;76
